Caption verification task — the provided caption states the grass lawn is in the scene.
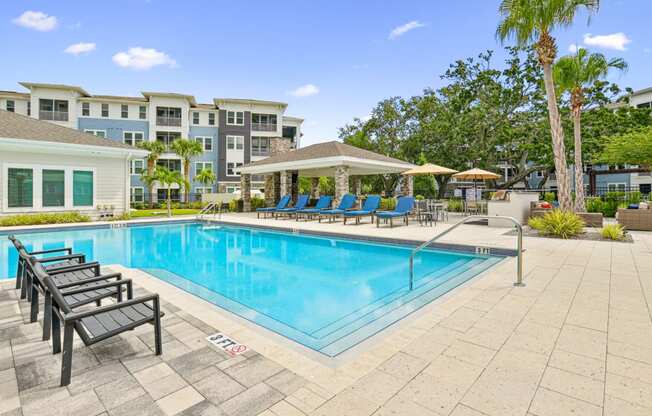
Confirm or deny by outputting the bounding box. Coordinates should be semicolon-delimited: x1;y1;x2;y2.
130;209;201;218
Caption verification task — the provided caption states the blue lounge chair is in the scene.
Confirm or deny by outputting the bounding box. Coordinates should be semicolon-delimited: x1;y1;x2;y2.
343;195;381;225
375;196;415;228
318;194;357;223
296;196;333;221
274;195;309;219
256;195;291;218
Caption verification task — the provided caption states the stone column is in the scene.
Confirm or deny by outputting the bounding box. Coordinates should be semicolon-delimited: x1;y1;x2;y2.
280;170;292;197
310;177;320;199
240;173;252;212
264;174;275;206
400;175;414;196
334;166;350;207
352;176;362;196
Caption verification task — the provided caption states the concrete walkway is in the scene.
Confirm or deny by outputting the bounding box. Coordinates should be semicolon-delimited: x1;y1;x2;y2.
1;213;652;415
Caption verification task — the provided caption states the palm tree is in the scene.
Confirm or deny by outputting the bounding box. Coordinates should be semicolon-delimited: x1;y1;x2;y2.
137;141;166;207
554;47;627;212
496;0;600;211
195;169;216;190
171;139;204;204
153;167;188;217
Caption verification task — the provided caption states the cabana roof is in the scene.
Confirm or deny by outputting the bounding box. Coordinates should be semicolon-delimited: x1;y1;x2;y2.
239;140;415;177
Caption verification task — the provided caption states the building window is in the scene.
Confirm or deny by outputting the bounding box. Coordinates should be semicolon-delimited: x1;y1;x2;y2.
225;186;240;194
195;187;212;194
226;111;244;125
226;135;244;150
139;105;147;119
123;131;144;147
156;107;182;126
81;102;90;116
282;126;297;139
156;131;181;150
101;103;109;117
251;113;277;131
73;170;93;206
607;183;626;192
636;102;652;109
195;162;213;174
130;159;145;175
156;159;182;172
227;162;243;176
121;104;129;118
7;168;33;208
251;137;270;156
6;100;15;112
131;187;144;203
27;102;30;116
208;112;215;125
195;136;213;151
84;129;106;138
192;112;199;125
42;169;65;207
39;99;69;121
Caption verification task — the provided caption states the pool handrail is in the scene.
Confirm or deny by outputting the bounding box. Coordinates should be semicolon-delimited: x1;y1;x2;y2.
409;215;524;290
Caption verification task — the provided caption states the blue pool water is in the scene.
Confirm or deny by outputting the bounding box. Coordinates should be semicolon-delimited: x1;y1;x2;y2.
1;222;502;356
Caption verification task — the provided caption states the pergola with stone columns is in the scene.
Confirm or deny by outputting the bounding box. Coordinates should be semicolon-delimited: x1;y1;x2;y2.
238;141;415;212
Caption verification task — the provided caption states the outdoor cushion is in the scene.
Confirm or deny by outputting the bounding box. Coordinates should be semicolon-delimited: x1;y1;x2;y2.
257;195;291;212
276;195;309;212
343;195;381;216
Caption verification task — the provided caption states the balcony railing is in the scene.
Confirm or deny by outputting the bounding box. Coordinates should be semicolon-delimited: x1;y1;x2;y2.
251;123;277;132
39;110;69;122
252;149;270;157
156;116;182;127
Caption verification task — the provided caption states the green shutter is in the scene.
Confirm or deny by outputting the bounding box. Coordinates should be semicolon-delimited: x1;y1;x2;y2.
42;170;65;207
73;170;93;206
7;168;33;208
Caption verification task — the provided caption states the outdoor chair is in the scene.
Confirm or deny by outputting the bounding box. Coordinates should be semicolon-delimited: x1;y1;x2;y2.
8;235;86;300
343;195;381;225
274;194;309;219
296;195;333;221
415;199;437;227
375;196;415;228
32;259;163;386
21;251;130;341
256;195;291;218
318;194;357;223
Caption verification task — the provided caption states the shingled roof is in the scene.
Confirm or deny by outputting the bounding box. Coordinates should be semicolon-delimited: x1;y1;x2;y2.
0;110;143;151
246;140;410;167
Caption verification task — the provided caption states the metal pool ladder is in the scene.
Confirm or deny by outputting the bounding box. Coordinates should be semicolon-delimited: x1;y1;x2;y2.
408;215;524;290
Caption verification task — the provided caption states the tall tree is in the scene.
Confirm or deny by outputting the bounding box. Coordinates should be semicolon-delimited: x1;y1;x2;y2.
137;141;166;207
597;127;652;166
152;167;188;217
195;169;216;192
554;47;627;212
497;0;600;211
171;139;204;204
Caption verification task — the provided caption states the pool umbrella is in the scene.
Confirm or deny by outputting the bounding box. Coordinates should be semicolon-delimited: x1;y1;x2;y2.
402;163;458;176
452;168;501;200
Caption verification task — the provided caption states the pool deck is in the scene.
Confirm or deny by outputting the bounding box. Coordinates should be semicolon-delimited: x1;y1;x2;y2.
2;212;652;415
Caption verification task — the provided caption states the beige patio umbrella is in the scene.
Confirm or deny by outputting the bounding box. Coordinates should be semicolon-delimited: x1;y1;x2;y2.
452;168;501;200
402;163;458;176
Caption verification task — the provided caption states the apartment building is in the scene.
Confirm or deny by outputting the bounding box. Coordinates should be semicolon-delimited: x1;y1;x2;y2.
0;82;304;203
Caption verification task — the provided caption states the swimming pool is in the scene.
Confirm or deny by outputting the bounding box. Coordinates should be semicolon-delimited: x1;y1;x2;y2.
1;221;503;356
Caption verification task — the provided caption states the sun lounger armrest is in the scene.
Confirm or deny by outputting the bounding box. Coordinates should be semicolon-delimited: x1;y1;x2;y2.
47;262;100;275
37;254;86;264
30;247;73;256
61;278;132;296
63;294;159;322
56;272;123;289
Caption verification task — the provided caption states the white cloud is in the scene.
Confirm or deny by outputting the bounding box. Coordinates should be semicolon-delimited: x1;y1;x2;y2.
12;11;58;31
583;32;631;51
64;42;96;55
112;47;177;70
389;20;425;40
568;43;579;53
289;84;319;97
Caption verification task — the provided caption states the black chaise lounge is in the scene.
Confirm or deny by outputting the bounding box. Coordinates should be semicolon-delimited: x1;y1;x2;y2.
8;235;86;300
31;258;164;386
20;249;130;341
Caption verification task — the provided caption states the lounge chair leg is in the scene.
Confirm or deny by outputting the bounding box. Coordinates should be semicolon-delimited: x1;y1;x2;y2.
43;292;52;341
390;218;393;228
30;286;39;323
60;323;74;386
376;216;379;227
153;296;162;355
52;309;61;354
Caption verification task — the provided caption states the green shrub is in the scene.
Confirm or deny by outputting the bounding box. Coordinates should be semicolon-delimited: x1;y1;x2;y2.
601;224;625;241
109;212;132;221
228;199;241;212
543;192;556;203
528;210;584;239
380;198;397;210
585;197;604;214
415;195;425;201
251;197;266;210
446;198;464;212
0;212;91;227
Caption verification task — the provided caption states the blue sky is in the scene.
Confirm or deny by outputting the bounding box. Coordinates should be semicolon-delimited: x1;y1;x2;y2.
1;0;650;145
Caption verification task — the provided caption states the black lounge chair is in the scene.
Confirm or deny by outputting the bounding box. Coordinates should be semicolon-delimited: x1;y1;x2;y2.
21;251;130;341
32;259;163;386
8;235;86;300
